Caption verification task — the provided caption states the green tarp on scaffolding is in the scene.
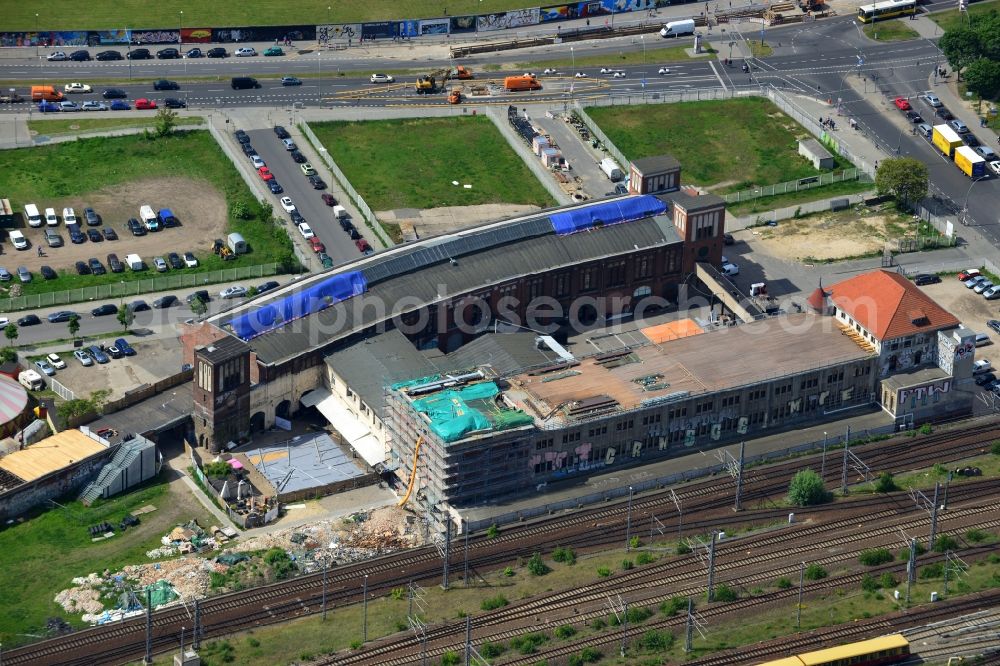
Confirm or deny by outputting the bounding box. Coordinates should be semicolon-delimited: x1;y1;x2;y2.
410;382;499;442
144;580;178;608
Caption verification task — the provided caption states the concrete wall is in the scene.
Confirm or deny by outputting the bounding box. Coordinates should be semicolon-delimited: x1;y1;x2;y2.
0;448;114;521
248;364;324;428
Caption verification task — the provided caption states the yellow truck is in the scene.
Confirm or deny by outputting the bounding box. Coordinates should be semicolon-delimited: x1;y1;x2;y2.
954;145;986;178
931;124;962;159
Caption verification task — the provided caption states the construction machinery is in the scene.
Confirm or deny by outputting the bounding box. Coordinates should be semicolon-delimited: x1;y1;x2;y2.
448;88;462;104
415;68;450;94
212;238;235;261
451;66;474;80
398;436;424;506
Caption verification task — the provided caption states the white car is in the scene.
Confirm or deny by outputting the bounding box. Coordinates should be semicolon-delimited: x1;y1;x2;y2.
58;101;81;112
298;223;315;239
73;349;93;367
47;352;67;369
235;47;256;57
47;51;68;61
612;71;626;78
543;68;558;75
219;285;247;299
279;197;297;213
658;67;671;75
574;72;588;78
81;101;108;111
64;82;92;94
370;73;394;83
974;359;993;374
722;262;740;276
989;161;1000;176
984;285;1000;300
600;67;613;73
522;71;536;78
0;317;7;327
251;155;266;169
45;208;58;226
62;207;77;225
923;93;942;108
974;280;994;295
183;252;199;268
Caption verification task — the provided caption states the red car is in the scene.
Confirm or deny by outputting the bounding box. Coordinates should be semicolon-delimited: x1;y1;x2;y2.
135;98;157;110
893;97;910;111
958;269;981;281
309;237;325;253
355;238;372;254
258;166;274;181
321;193;337;207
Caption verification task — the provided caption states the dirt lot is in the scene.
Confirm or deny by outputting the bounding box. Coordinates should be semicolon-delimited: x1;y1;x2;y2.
377;203;542;239
48;337;183;401
4;177;227;274
919;277;1000;369
745;207;919;263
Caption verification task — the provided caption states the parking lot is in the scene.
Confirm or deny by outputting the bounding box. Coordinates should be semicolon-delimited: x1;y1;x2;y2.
2;176;227;275
918;274;1000;369
45;336;183;401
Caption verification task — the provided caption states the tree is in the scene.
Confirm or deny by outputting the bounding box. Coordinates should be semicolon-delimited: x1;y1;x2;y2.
963;58;1000;101
939;28;981;80
4;323;18;346
874;471;897;493
875;157;928;209
116;305;133;332
787;469;831;506
154;106;179;137
189;297;208;317
67;314;80;340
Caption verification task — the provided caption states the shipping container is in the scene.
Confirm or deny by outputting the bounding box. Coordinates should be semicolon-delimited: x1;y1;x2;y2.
954;145;986;178
931;124;963;159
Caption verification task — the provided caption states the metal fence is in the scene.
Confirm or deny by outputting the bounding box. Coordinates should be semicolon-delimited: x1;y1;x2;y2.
0;262;281;312
723;168;871;204
49;377;75;401
466;421;899;532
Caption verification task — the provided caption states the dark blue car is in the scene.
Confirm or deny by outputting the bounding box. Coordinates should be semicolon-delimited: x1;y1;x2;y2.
115;337;136;356
110;100;131;111
38;101;60;113
87;345;110;364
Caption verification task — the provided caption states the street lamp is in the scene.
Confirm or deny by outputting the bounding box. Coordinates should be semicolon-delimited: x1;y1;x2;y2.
961;176;987;226
571;46;575;72
821;431;828;477
35;13;39;57
179;11;183;47
126;26;132;80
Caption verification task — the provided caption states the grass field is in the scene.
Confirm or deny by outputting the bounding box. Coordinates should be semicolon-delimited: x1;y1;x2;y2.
0;473;216;647
862;19;920;41
310;116;555;211
28;116;204;136
585;97;851;192
930;0;1000;32
0;130;296;296
727;179;874;216
518;44;715;70
9;1;538;31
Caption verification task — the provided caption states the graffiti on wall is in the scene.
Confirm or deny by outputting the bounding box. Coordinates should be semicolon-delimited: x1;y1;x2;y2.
450;15;478;32
897;380;951;407
477;7;541;32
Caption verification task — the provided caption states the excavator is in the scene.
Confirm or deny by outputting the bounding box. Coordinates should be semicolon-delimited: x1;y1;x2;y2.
415;66;474;94
448;89;462;104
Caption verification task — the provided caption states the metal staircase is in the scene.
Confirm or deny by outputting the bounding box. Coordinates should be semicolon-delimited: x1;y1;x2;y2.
78;440;143;505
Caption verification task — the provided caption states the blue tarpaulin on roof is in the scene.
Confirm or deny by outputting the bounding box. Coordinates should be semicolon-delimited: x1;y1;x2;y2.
548;195;668;235
229;271;368;340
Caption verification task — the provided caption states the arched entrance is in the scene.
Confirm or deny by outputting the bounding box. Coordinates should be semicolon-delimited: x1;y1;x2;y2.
249;411;266;432
275;400;291;420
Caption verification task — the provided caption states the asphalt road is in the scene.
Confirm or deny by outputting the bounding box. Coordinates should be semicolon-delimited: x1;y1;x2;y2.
246;128;362;265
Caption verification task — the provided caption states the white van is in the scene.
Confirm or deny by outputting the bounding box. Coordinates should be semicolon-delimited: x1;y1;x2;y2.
125;253;144;270
45;207;58;226
333;205;348;219
139;205;159;231
8;230;28;250
62;207;77;225
660;19;695;37
18;369;44;391
24;203;43;227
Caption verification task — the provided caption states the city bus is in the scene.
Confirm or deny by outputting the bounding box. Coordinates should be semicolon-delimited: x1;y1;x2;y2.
857;0;917;22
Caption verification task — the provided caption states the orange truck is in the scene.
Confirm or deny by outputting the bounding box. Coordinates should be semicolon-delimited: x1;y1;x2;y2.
504;75;541;92
452;66;474;80
31;85;64;102
448;89;462;104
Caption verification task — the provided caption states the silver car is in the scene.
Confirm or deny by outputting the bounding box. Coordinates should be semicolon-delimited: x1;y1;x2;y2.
16;266;31;283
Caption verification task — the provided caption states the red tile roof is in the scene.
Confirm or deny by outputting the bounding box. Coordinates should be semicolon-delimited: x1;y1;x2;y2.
826;270;959;341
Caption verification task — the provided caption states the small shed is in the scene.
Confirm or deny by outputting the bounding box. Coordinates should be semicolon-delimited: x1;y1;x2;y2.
227;232;247;255
798;138;835;170
628;154;681;194
0;199;15;227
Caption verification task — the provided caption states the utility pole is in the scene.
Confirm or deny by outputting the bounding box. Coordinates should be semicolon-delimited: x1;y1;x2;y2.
706;531;717;601
621;598;629;657
322;561;328;621
144;588;152;665
625;486;634;551
734;441;745;512
928;482;940;551
796;561;805;629
363;574;369;643
463;519;471;586
465;615;472;666
442;519;451;590
840;437;850;495
671;488;683;540
193;598;201;650
684;598;694;652
905;538;917;605
821;431;828;478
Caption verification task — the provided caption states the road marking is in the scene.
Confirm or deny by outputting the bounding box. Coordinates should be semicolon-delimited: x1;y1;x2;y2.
709;62;726;91
207;88;224;92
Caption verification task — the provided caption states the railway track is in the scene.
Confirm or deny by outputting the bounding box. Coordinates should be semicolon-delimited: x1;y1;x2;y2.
6;418;999;665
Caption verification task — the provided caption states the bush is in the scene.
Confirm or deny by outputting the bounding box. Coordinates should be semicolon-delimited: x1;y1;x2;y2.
597;566;611;577
555;625;577;639
920;562;944;579
486;524;500;538
636;552;655;565
918;423;933;435
676;541;692;554
201;640;235;663
629;535;641;549
934;535;959;552
503;566;515;577
776;577;793;589
350;640;363;650
621;559;634;571
552;546;576;565
966;529;989;543
390;587;405;600
991;440;1000;456
247;637;260;648
590;617;607;630
861;573;879;592
804;564;828;581
510;632;549;655
638;629;675;652
788;469;832;506
879;572;898;589
660;596;687;616
527;552;551;576
580;647;602;662
481;595;509;611
859;548;894;566
626;606;654;623
900;542;927;560
874;472;897;493
712;584;739;602
440;651;461;666
480;641;505;658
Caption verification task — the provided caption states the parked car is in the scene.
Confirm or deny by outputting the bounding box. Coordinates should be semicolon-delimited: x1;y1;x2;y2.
721;262;739;276
96;50;123;61
103;227;119;240
356;238;372;254
975;372;997;386
91;303;118;316
273;126;290;139
258;166;274;181
40;265;57;280
110;100;131;111
106;346;123;359
235;47;257;57
186;289;210;304
70;50;91;61
107;254;123;272
290;211;305;225
264;46;284;56
976;332;990;347
268;180;284;194
64;82;92;94
975;146;998;161
290;150;306;163
318;253;334;268
38;101;60;113
964;133;981;148
905;110;923;123
220;285;248;299
47;51;68;61
241;143;256;156
115;338;136;356
75;260;89;275
82;101;108;111
74;349;94;366
87;228;103;242
127;48;152;60
974;280;994;294
923;93;942;107
958;269;981;281
47;353;67;369
17;314;41;326
321;194;338;206
88;346;109;364
48;310;78;323
298;223;315;239
207;47;227;58
135;98;157;110
183;252;199;268
88;258;105;275
256;280;280;293
990;161;1000;177
33;359;55;376
152;295;178;309
950;119;969;134
913;274;940;286
308;175;326;190
0;267;10;281
129;300;151;312
84;207;100;226
156;48;180;59
127;218;146;236
251;155;266;169
16;266;31;283
964;275;987;288
280;76;301;86
167;252;184;269
300;163;317;176
184;48;203;58
984;285;1000;300
153;256;168;272
893;97;911;111
935;107;955;120
280;197;297;213
310;237;326;253
58;101;81;112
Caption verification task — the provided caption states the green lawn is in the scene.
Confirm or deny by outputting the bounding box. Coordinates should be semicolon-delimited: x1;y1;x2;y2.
310;116;555;211
28;116;204;136
930;0;1000;32
0;130;296;298
862;19;920;41
518;44;714;71
727;179;874;216
0;473;217;647
585;97;851;191
11;1;537;30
